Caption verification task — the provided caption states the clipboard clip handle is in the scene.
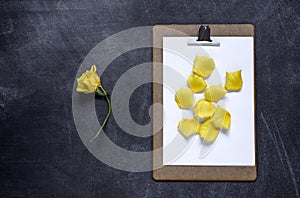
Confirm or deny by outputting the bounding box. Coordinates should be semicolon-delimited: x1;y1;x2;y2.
187;25;220;47
197;25;212;42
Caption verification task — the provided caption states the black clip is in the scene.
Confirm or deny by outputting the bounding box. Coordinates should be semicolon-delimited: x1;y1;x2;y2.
187;24;220;46
197;25;212;42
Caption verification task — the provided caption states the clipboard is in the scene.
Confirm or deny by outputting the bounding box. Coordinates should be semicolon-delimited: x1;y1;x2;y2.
152;24;256;181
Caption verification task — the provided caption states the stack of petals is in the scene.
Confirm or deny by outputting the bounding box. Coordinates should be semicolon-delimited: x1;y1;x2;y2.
174;56;243;143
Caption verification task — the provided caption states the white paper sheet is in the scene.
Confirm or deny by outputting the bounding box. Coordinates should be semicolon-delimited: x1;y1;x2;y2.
162;37;255;166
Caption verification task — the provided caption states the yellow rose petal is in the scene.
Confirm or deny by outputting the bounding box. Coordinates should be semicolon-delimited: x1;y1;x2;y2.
85;65;101;87
197;119;219;143
187;74;207;92
193;99;216;119
175;88;194;109
211;106;231;130
76;65;101;94
225;70;243;91
204;85;227;102
178;118;200;138
192;56;215;78
91;65;97;72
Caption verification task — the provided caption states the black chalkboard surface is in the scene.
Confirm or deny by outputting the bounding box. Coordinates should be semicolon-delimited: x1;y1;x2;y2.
0;0;299;197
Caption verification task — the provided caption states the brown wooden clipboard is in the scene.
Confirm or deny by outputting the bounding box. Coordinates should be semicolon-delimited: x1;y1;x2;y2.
152;24;256;181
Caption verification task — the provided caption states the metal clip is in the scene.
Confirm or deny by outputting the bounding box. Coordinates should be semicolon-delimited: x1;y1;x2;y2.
187;25;220;46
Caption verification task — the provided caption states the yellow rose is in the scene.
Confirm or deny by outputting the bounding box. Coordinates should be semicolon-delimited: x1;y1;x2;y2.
76;65;101;93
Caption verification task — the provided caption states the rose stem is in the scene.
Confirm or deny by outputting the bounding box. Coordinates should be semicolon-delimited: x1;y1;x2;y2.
90;95;111;142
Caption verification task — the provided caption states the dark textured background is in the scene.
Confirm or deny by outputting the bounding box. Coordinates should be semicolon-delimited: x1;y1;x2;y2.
1;0;299;197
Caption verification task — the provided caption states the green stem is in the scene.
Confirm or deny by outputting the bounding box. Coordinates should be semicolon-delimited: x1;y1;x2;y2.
90;94;111;142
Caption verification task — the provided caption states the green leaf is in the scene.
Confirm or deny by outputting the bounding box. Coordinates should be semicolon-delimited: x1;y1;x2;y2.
95;86;108;96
